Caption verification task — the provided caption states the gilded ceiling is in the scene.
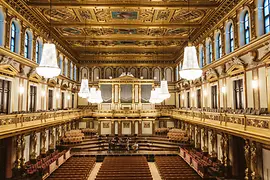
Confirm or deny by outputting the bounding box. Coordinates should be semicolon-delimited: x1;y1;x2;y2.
26;0;223;64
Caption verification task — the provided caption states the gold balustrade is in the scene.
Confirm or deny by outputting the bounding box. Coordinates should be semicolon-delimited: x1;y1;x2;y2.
161;109;270;144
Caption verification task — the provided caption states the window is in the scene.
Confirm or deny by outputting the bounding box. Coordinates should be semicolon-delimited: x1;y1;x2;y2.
187;92;190;108
200;46;204;67
72;94;74;108
216;33;222;59
10;22;16;52
244;12;250;44
29;86;36;112
264;0;270;33
61;92;65;109
0;79;10;114
229;24;234;52
73;66;76;81
48;90;53;110
0;8;5;46
207;41;212;64
197;89;201;108
233;79;244;109
24;32;29;58
36;40;40;64
211;85;218;109
59;56;63;74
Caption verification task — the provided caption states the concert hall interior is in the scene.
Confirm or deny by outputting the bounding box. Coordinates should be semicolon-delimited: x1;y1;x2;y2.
1;0;270;180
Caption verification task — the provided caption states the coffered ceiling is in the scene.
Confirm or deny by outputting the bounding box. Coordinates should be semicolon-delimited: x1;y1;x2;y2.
25;0;225;65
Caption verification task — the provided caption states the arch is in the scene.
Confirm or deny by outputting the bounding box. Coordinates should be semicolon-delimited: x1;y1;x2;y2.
36;37;43;64
24;29;33;59
199;44;204;67
225;20;234;54
93;67;100;81
129;67;137;77
152;67;161;82
205;38;213;64
165;67;173;82
141;67;149;79
214;30;222;60
10;19;21;53
80;67;89;81
0;7;5;46
104;67;113;79
117;67;125;77
239;8;251;46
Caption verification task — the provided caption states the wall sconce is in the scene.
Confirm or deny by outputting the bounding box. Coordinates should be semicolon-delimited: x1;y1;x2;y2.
191;93;195;98
19;85;24;94
203;90;207;96
140;76;144;79
67;95;71;100
252;79;258;89
109;76;112;79
41;90;46;97
96;76;99;80
221;86;226;93
56;93;60;99
181;94;185;100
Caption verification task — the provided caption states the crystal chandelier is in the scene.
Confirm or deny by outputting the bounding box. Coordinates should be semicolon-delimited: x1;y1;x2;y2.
159;80;171;100
88;87;97;103
149;87;165;104
36;1;60;78
78;79;90;98
179;46;202;80
95;89;103;104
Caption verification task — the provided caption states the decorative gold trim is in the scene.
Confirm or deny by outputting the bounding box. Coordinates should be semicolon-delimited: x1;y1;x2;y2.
0;64;18;76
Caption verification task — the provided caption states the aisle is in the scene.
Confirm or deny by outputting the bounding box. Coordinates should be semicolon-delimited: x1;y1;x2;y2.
148;162;162;180
88;162;102;180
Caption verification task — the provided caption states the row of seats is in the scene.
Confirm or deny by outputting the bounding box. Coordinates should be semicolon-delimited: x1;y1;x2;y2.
81;128;97;135
95;156;153;180
47;156;96;180
167;129;189;142
155;156;201;180
61;130;84;144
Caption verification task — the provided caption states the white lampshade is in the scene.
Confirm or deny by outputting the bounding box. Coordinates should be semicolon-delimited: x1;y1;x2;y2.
36;43;61;78
180;46;202;80
95;89;103;104
159;80;171;100
149;89;157;104
88;87;97;103
155;87;164;103
78;79;90;98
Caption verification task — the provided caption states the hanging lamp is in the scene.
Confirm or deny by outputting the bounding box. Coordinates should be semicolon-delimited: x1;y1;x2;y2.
36;0;60;78
78;79;90;98
179;0;202;80
95;89;103;104
88;87;97;103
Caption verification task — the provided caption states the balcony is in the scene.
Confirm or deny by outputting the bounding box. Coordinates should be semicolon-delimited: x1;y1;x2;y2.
92;109;160;118
0;109;92;139
161;109;270;144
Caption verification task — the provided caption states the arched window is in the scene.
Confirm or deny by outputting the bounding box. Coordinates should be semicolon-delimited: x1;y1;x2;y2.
0;8;5;46
24;32;29;58
10;22;16;52
206;40;212;64
216;33;222;59
36;40;40;64
264;0;270;33
59;55;63;75
199;46;204;68
73;66;77;81
70;63;73;79
244;12;250;44
64;59;68;76
229;24;234;53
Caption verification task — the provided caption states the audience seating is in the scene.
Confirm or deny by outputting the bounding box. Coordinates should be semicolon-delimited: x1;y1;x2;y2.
95;156;152;180
155;128;169;135
155;156;201;180
47;156;96;180
61;130;84;144
167;129;189;142
81;128;97;135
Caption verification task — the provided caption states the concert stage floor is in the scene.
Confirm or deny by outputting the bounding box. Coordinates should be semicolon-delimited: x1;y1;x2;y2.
73;150;179;156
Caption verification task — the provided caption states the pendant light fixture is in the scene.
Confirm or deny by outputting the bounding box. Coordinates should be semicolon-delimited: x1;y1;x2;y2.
88;87;97;103
179;0;202;80
78;79;90;98
36;0;60;78
95;88;103;104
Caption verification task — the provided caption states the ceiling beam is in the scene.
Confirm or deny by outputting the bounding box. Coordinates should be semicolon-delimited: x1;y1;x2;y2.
64;36;188;40
27;2;219;9
52;23;201;28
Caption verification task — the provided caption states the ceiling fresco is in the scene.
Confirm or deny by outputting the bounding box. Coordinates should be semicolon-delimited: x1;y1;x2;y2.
26;0;222;63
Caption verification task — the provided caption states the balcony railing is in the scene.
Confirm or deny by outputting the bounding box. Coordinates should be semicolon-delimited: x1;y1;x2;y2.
92;109;160;118
161;108;270;143
0;109;92;138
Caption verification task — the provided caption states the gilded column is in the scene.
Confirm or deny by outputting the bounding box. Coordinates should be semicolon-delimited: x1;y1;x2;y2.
111;121;115;135
118;121;122;136
244;139;251;180
30;132;37;161
131;121;135;135
5;12;12;49
249;2;257;40
20;23;26;57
